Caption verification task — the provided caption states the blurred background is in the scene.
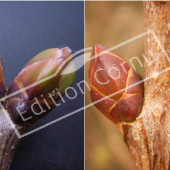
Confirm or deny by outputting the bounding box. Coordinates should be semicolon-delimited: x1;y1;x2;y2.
0;2;84;170
85;2;144;170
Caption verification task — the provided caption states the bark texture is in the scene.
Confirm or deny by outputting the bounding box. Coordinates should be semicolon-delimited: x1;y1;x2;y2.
119;2;170;170
0;109;24;170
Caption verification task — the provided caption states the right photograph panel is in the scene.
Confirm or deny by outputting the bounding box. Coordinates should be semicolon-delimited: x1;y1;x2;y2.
85;1;144;170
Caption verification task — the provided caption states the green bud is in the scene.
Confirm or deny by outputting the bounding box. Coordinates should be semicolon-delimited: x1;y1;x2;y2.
6;47;76;126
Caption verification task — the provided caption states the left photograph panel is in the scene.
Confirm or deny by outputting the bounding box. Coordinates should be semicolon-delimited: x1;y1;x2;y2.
0;2;84;170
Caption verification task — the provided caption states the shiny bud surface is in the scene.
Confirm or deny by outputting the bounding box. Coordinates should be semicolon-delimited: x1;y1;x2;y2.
6;47;76;126
89;44;144;124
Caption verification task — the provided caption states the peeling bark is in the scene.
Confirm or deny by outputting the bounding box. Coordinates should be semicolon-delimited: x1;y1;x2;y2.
119;2;170;170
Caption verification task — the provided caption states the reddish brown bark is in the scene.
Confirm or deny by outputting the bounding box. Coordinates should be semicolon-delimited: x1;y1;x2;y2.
119;2;170;170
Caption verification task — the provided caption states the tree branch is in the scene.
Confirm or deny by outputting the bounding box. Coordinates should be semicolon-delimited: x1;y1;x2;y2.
0;109;24;170
119;2;170;170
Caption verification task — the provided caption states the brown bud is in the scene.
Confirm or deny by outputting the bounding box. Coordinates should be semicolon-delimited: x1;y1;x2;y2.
89;44;144;124
0;55;6;99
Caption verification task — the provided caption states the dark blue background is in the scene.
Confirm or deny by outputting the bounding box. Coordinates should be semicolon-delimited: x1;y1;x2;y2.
0;2;84;170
